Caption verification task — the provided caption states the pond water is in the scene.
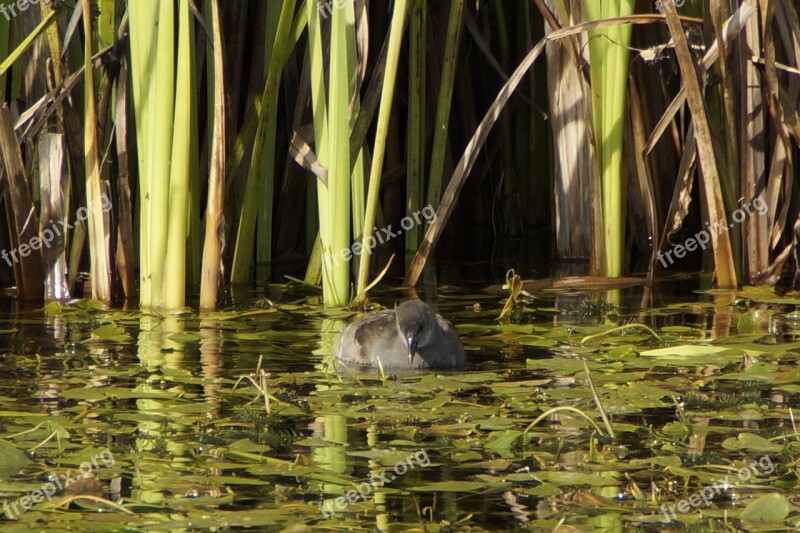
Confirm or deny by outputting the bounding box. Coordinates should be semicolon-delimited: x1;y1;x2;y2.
0;279;799;531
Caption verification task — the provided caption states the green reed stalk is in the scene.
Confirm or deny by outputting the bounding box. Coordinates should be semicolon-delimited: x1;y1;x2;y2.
306;0;361;305
129;0;173;307
305;0;328;289
325;1;353;305
129;0;196;309
231;0;296;287
164;0;194;309
585;0;634;277
426;0;465;210
355;0;409;301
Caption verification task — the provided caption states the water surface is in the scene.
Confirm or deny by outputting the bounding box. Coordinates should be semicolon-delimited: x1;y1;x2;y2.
0;283;798;530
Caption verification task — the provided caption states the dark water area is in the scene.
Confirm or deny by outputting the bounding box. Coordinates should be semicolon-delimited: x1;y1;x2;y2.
1;277;799;530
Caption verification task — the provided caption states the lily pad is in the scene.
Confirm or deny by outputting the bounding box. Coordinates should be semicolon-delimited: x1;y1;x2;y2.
721;433;782;453
741;493;791;523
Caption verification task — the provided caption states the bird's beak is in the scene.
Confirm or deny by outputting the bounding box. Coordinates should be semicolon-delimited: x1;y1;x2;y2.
406;335;418;367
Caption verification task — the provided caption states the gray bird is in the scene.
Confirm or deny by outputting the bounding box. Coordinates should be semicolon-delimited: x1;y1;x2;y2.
335;300;466;369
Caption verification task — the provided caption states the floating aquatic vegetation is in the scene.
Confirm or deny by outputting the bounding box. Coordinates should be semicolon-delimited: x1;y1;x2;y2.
0;288;799;529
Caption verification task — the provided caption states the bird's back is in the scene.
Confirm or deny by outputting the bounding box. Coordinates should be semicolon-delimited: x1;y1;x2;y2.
335;306;466;370
428;315;466;369
336;310;408;367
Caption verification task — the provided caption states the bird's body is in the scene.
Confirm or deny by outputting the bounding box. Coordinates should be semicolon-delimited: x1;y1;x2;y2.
335;301;465;370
